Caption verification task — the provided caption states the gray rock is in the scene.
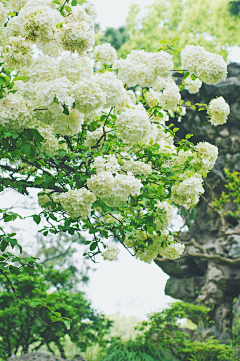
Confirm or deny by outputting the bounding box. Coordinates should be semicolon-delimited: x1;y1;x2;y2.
155;62;240;343
8;352;87;361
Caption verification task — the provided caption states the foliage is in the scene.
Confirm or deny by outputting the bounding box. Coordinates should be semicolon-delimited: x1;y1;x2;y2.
118;0;240;60
98;302;237;361
98;26;129;50
212;169;240;217
0;269;111;360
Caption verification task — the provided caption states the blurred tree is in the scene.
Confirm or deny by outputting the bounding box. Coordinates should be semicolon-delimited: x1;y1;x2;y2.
0;270;111;360
98;26;129;50
118;0;240;60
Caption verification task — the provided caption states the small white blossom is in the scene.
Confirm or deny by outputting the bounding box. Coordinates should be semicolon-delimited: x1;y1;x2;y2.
181;45;208;73
58;188;96;219
116;105;151;144
95;72;125;108
159;82;181;110
184;76;202;94
197;53;227;85
159;242;185;260
102;245;120;261
171;173;204;208
93;43;118;65
208;97;230;125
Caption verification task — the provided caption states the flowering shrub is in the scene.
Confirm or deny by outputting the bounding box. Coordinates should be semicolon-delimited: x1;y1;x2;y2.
0;0;231;276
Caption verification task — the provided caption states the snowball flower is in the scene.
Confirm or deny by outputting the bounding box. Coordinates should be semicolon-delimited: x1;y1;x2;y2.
171;173;204;208
122;159;152;176
193;142;218;173
95;72;125;108
144;89;161;108
37;123;63;155
197;53;227;85
92;155;120;174
53;109;84;136
207;97;230;125
60;5;95;54
58;56;93;82
87;171;143;207
72;78;106;114
116;105;151;144
0;93;33;131
58;188;96;219
102;245;120;261
184;76;202;94
0;2;7;28
159;242;185;260
154;201;175;231
181;45;208;73
159;82;181;110
18;5;62;43
93;43;118;65
84;126;110;148
148;51;174;78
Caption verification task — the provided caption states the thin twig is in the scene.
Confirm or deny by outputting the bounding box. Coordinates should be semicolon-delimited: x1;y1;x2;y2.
0;269;51;326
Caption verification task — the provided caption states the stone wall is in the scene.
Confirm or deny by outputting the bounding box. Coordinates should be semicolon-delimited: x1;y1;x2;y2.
155;63;240;342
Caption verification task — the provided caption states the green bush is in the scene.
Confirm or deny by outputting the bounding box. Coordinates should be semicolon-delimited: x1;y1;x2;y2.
98;302;236;361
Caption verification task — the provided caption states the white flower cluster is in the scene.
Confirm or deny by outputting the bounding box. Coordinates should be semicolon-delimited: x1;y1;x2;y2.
122;159;152;176
159;242;185;260
154;201;175;231
60;6;95;54
184;76;202;94
72;78;106;114
181;45;227;85
93;43;118;65
171;173;204;208
173;142;218;174
92;155;120;174
37;123;66;155
159;82;181;110
144;89;161;108
58;188;96;219
0;3;7;28
113;50;174;87
84;126;107;148
194;142;218;173
0;93;33;131
87;171;143;207
102;245;120;261
95;72;125;108
208;96;230;125
116;105;151;144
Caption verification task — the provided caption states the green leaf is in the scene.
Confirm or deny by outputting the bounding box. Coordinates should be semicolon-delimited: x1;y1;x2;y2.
64;5;72;13
56;22;63;29
33;214;41;224
90;242;98;251
8;12;16;16
159;39;170;44
50;315;59;323
172;37;180;42
63;104;69;115
14;76;30;82
71;0;78;5
183;72;190;79
61;318;71;329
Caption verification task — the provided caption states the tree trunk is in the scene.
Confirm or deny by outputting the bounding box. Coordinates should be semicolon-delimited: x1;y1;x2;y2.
155;62;240;342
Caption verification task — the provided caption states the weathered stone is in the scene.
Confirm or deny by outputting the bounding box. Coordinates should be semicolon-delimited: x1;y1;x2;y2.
155;62;240;342
8;352;87;361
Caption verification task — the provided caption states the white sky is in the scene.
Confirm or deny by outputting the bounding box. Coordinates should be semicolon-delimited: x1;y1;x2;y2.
90;0;155;30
